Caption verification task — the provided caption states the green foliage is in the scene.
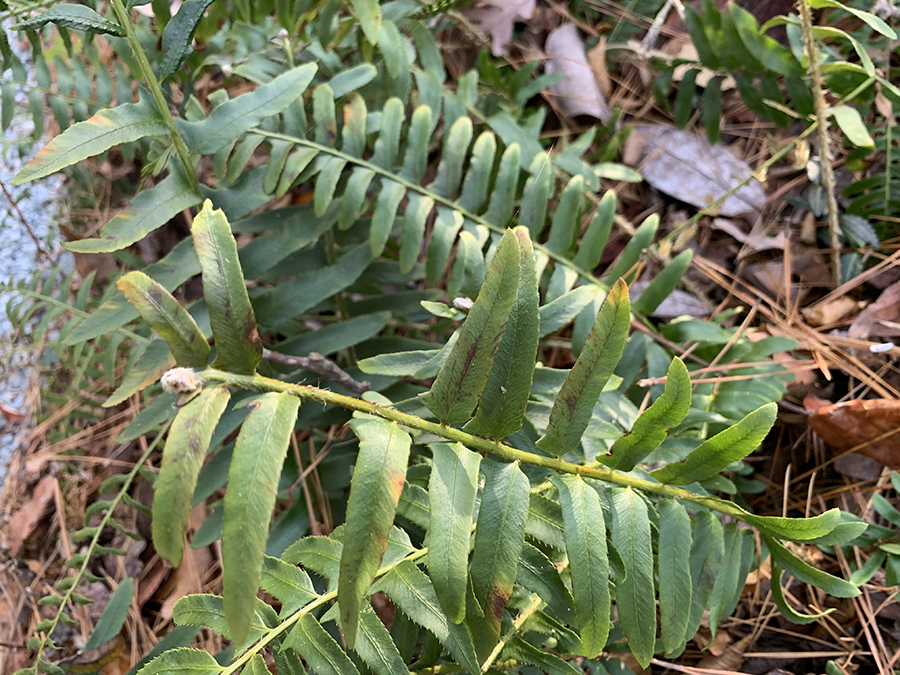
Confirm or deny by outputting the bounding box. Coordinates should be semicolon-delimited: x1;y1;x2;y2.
659;0;896;145
550;475;610;658
536;279;630;457
657;0;897;264
153;386;230;566
116;271;209;367
650;403;777;485
599;357;691;471
7;1;868;673
223;392;302;643
658;500;692;655
419;228;521;424
427;442;480;624
158;0;217;82
104;204;851;673
83;578;134;651
66;166;202;254
12;96;168;185
192;200;262;374
339;417;411;646
13;4;125;37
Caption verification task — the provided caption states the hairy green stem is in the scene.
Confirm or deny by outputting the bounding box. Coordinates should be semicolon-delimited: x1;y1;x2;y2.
108;0;202;195
199;368;749;521
482;575;555;669
798;0;842;285
220;547;429;675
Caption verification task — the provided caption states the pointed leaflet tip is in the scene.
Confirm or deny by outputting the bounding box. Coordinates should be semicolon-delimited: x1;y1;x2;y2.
192;200;262;375
463;227;539;439
598;356;691;471
649;402;777;485
537;279;630;456
12;95;169;185
117;270;210;368
419;228;521;424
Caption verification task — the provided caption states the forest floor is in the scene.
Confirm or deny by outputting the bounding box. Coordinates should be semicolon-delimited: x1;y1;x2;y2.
1;1;900;674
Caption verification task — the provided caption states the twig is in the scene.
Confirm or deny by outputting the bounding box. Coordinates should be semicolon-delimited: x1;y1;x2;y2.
637;365;817;388
641;0;685;51
649;659;750;675
0;178;50;260
482;593;545;670
798;0;842;285
263;348;370;394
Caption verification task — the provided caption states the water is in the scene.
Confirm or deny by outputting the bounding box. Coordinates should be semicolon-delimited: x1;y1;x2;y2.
0;21;72;488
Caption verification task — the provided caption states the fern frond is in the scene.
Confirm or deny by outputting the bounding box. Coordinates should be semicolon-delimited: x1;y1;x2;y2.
20;431;163;671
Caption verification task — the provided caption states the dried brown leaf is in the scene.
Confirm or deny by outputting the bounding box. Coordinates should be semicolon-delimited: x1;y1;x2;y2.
710;218;786;258
587;36;612;99
0;402;26;424
849;279;900;339
467;0;536;56
627;125;767;217
696;634;752;671
805;395;900;468
7;475;57;557
801;296;859;327
158;504;214;621
545;23;611;122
